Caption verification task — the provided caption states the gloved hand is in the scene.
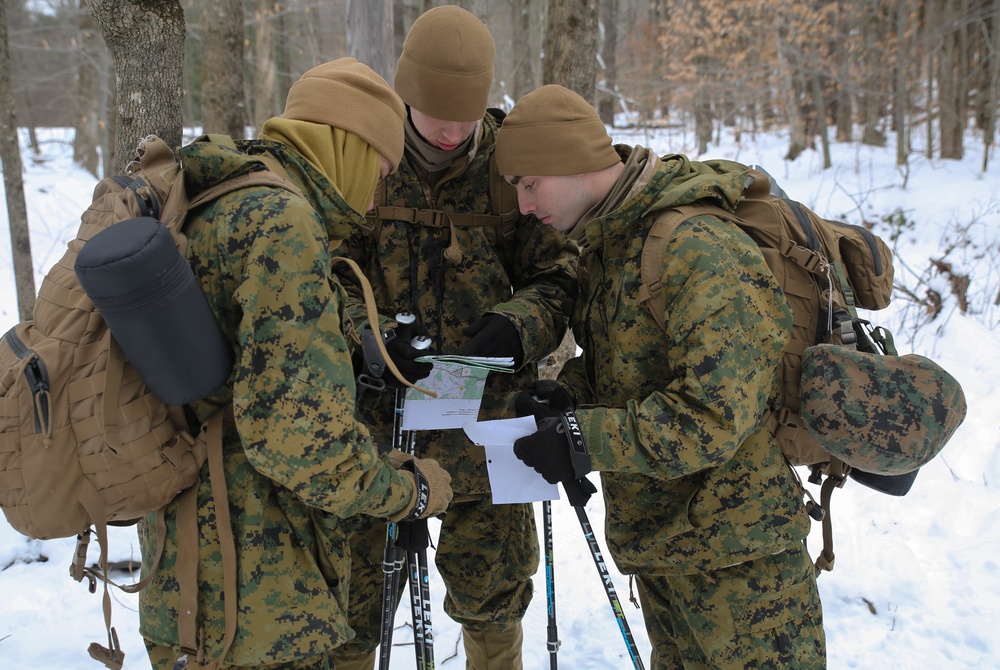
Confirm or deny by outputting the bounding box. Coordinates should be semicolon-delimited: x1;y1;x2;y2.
385;448;414;470
513;410;591;484
389;455;453;522
460;314;524;364
514;380;576;421
382;318;434;388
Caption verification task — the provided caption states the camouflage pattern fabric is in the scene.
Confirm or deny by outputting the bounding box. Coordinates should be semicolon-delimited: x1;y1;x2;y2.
137;139;416;665
329;110;573;654
636;543;826;669
557;151;811;576
800;343;967;475
144;641;336;670
335;111;578;495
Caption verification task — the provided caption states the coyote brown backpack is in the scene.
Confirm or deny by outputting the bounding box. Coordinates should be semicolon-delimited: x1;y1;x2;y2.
0;134;302;669
638;165;966;573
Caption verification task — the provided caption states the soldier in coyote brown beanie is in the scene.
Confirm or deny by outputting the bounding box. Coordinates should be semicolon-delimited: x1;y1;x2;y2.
139;58;455;670
500;84;828;669
330;8;578;670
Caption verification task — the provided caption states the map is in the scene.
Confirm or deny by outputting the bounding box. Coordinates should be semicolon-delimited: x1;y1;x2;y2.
401;356;513;430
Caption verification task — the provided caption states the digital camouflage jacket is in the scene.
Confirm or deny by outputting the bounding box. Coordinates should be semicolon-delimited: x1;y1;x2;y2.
336;110;578;499
558;149;811;576
137;139;415;664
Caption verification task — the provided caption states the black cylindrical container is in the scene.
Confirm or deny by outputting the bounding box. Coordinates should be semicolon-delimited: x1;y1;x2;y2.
75;217;233;405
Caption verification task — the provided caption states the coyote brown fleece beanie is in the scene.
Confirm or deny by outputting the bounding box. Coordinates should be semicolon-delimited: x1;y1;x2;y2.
394;5;495;122
282;57;406;169
495;84;620;177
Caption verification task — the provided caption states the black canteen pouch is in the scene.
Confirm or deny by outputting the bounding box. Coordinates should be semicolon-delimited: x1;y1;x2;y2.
75;216;234;405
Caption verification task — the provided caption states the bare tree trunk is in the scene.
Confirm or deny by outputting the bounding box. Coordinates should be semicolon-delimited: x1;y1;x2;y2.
88;0;185;173
0;0;35;320
347;0;395;82
860;0;886;147
543;0;598;102
598;0;620;125
201;0;246;138
894;0;909;167
811;73;831;169
939;0;963;159
251;0;276;133
74;0;101;177
983;0;1000;171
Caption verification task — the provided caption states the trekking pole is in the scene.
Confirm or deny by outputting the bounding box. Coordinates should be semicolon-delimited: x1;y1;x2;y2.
400;329;435;670
543;499;560;669
564;477;646;670
377;312;431;670
378;376;409;670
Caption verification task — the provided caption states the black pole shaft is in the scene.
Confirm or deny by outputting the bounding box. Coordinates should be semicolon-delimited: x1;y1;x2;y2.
574;504;646;670
544;500;559;669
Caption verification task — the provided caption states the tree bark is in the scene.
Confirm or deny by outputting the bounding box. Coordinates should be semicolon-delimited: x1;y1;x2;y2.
598;0;620;125
0;0;35;320
73;0;101;177
201;0;246;138
88;0;185;173
251;0;276;133
543;0;598;102
347;0;395;82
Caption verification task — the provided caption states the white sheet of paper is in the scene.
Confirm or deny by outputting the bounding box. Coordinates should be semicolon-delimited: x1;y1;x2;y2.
463;416;560;504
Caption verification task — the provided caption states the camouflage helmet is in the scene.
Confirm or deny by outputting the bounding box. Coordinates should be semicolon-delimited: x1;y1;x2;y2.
799;344;967;475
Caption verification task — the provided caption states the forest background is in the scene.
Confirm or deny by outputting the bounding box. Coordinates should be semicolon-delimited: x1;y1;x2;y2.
2;0;998;329
0;0;999;667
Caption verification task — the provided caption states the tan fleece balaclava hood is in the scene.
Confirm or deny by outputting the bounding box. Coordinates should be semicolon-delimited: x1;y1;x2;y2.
281;57;406;169
495;84;620;177
394;5;495;122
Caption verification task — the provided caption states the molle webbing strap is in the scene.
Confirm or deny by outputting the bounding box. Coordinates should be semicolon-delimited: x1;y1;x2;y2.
367;205;516;235
813;457;849;574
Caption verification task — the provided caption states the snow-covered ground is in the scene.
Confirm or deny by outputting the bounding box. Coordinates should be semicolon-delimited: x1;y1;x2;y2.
1;125;997;669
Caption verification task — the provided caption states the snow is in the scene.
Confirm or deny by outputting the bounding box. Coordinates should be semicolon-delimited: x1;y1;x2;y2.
1;124;998;669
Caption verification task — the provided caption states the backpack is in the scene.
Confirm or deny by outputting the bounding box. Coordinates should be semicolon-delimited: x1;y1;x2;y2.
638;165;967;574
0;134;301;669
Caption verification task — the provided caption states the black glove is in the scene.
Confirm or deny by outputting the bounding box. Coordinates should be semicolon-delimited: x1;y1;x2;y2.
513;410;592;484
514;380;576;421
460;314;524;364
360;317;433;389
395;518;430;552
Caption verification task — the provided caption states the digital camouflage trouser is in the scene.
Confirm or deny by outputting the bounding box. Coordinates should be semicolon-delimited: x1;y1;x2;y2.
144;641;336;669
635;542;826;670
331;496;538;658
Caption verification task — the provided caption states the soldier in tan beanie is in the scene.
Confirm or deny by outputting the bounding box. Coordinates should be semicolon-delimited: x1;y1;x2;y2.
329;8;578;670
500;84;828;669
139;58;455;670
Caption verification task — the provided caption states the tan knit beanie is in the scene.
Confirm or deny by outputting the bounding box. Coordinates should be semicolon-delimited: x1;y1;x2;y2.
495;85;620;177
394;6;495;122
282;57;406;169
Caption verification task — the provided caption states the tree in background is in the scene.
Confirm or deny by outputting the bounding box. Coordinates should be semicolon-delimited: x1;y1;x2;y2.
200;0;245;138
347;0;394;82
0;0;34;319
88;0;185;173
544;0;599;102
1;0;998;174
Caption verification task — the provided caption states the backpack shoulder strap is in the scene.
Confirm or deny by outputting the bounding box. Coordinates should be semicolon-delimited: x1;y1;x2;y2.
638;203;737;330
363;151;518;241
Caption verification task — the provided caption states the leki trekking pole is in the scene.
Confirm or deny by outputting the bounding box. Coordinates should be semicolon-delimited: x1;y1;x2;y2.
378;313;433;670
564;477;646;670
543;499;560;669
400;324;435;670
